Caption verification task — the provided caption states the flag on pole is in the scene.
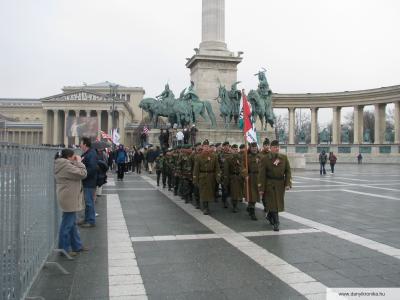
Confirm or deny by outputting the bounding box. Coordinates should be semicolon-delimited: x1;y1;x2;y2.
112;129;120;145
143;126;149;135
240;91;257;144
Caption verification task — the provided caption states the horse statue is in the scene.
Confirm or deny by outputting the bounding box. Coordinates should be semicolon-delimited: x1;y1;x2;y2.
247;89;266;128
217;85;234;128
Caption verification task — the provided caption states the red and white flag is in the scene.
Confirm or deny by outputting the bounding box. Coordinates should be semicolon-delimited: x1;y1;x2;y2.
240;90;257;144
100;130;112;141
143;126;149;135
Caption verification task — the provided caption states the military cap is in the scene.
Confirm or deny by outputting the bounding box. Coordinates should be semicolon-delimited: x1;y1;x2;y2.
250;142;258;147
202;139;210;145
194;142;202;147
222;141;230;146
239;144;245;149
270;140;279;146
215;142;221;147
263;138;270;146
183;144;191;149
231;144;238;149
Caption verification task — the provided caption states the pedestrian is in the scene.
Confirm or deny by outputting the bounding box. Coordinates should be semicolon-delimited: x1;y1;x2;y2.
319;150;327;175
134;148;144;173
54;149;88;256
190;124;198;145
357;153;363;164
79;137;98;228
159;129;164;148
258;140;292;231
115;144;127;181
154;152;164;186
147;145;157;174
176;130;184;145
193;139;221;215
224;144;243;213
96;149;109;197
328;151;337;174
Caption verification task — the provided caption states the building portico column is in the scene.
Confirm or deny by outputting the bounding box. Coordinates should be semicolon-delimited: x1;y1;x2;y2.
118;111;125;145
42;109;48;145
374;103;386;144
288;108;295;144
353;105;363;144
74;110;80;146
96;110;102;139
108;111;113;135
332;107;341;144
53;109;59;145
63;110;69;146
310;107;318;144
394;101;400;144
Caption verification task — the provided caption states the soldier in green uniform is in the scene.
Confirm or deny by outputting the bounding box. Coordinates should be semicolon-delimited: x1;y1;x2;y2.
154;152;164;187
258;140;292;231
193;140;221;215
191;142;202;209
224;144;243;213
178;145;193;203
165;150;173;191
238;144;246;202
242;142;260;221
218;141;232;208
257;138;270;212
172;146;181;196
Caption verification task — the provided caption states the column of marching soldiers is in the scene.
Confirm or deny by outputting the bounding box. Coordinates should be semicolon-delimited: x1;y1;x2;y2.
153;138;292;231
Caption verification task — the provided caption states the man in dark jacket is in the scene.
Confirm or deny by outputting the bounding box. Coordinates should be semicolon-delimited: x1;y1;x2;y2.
79;137;98;227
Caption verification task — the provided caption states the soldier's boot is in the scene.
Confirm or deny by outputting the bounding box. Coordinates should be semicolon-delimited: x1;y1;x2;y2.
249;207;257;221
272;212;280;231
188;194;193;203
195;198;201;209
262;199;267;212
232;200;238;213
184;194;189;203
265;211;274;226
203;202;210;215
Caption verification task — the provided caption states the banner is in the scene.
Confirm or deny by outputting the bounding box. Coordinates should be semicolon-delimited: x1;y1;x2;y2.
66;116;98;137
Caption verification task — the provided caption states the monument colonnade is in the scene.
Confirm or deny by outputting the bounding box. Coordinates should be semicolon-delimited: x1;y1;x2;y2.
42;108;124;146
273;85;400;145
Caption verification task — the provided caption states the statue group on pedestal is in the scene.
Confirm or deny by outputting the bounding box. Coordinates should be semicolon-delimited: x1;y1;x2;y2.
139;81;217;128
139;68;276;130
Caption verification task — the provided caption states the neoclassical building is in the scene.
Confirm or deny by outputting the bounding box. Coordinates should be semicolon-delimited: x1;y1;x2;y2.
0;82;145;146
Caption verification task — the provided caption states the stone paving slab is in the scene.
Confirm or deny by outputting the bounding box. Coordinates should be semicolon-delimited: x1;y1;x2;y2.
135;239;305;300
250;232;400;288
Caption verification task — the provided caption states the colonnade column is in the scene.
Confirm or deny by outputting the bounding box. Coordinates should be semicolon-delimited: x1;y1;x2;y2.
332;107;341;144
353;105;364;144
118;111;125;144
74;110;80;146
394;101;400;144
64;110;69;146
288;108;295;144
53;109;59;145
42;110;48;144
108;111;113;135
374;103;386;144
97;110;102;139
310;107;318;144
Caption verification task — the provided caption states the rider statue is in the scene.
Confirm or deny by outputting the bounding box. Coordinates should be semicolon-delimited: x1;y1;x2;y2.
228;81;241;123
156;83;175;102
256;69;274;127
180;81;200;102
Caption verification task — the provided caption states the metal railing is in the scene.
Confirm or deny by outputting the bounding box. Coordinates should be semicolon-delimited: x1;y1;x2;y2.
1;143;60;300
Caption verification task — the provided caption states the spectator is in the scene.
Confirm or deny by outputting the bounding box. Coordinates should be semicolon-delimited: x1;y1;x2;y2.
176;130;184;145
183;127;190;144
54;149;88;256
159;129;165;148
96;149;109;197
147;145;158;174
190;124;198;145
79;137;98;228
318;150;327;175
134;149;144;173
328;151;337;174
357;153;363;164
115;144;128;181
165;129;170;148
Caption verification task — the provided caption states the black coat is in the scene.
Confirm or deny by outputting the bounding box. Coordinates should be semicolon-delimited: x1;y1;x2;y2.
82;148;98;188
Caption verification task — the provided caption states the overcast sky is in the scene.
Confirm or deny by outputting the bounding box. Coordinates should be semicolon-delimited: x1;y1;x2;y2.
1;0;399;102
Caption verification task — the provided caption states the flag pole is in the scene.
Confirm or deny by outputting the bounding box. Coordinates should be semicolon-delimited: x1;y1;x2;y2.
242;89;250;203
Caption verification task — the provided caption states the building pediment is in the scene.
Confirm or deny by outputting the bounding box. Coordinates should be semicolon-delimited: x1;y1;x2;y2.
41;90;117;102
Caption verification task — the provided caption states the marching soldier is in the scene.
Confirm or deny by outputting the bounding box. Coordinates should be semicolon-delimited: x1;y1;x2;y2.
258;140;292;231
191;142;202;209
258;138;271;212
218;141;232;208
193;140;221;215
165;150;173;191
242;142;260;221
224;144;243;213
178;145;193;203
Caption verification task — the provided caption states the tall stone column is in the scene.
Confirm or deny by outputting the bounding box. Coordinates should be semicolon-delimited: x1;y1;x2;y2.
374;103;386;144
288;108;295;144
332;107;341;144
42;109;48;145
394;101;400;144
200;0;227;51
53;109;59;145
64;110;69;146
108;111;113;135
353;105;364;144
74;110;80;146
97;110;102;139
310;107;318;144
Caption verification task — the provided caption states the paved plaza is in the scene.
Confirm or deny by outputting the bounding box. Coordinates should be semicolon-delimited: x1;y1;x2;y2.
28;164;400;299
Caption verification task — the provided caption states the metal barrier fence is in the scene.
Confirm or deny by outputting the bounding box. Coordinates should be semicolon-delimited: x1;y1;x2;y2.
0;143;59;300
